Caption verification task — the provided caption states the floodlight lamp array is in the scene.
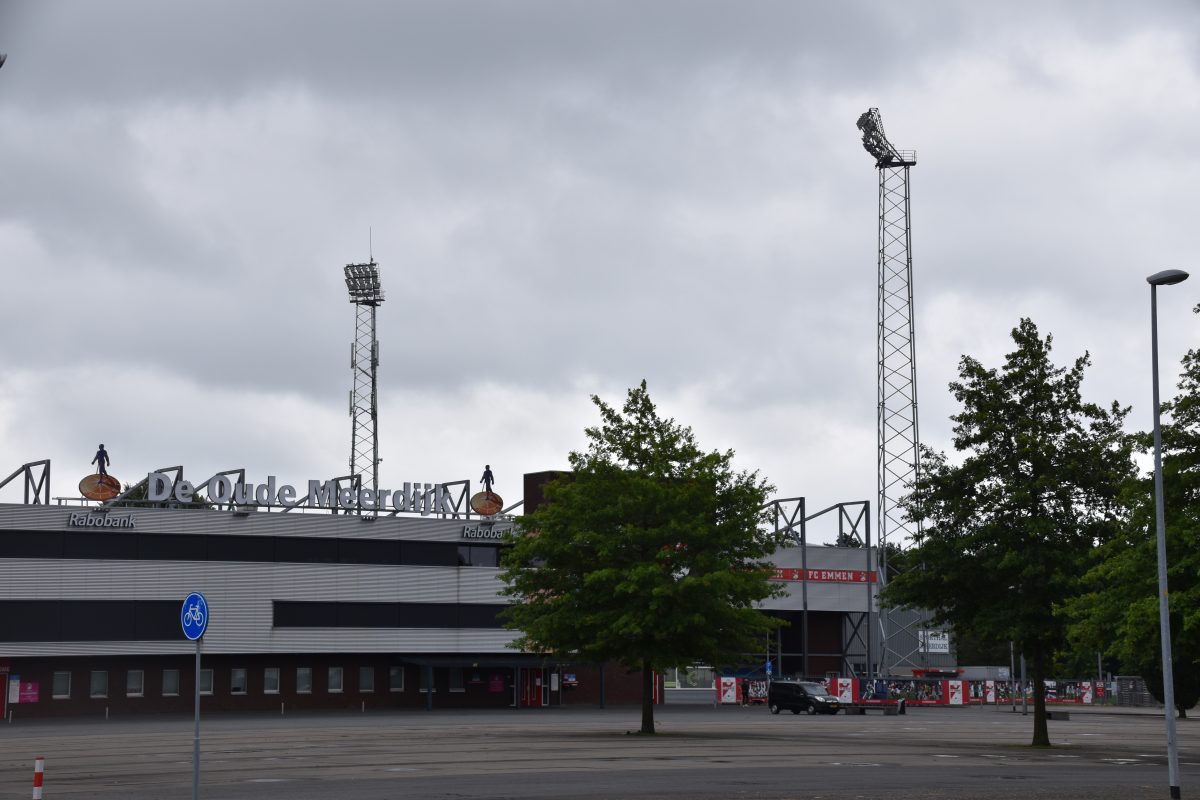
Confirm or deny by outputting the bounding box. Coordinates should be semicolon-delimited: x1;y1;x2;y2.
856;108;915;167
344;261;385;304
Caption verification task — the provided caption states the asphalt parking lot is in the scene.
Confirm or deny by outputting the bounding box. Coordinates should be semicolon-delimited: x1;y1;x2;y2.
0;704;1195;799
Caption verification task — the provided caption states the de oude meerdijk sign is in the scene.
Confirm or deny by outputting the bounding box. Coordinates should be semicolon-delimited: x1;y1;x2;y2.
147;472;456;515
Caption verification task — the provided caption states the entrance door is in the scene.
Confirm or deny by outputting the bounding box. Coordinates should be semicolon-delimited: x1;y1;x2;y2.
520;668;546;707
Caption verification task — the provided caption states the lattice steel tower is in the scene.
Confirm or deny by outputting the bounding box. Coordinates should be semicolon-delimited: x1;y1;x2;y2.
344;260;385;498
856;108;925;674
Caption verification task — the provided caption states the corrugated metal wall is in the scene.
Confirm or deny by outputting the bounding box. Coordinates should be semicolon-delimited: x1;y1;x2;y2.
0;504;515;658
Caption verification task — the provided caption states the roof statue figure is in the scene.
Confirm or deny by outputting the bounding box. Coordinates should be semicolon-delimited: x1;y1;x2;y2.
92;444;110;476
80;444;120;501
469;466;503;516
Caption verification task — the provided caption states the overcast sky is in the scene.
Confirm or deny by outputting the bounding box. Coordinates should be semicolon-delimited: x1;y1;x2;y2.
1;1;1197;541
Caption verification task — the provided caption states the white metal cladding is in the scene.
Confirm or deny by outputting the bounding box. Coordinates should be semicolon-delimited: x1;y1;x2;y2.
0;505;887;657
0;503;517;658
0;559;515;657
758;544;879;614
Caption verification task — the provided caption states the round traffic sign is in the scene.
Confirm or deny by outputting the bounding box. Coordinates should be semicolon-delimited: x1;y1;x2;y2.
181;592;209;640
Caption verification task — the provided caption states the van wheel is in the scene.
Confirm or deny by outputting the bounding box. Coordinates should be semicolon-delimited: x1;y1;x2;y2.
769;703;781;714
806;705;818;715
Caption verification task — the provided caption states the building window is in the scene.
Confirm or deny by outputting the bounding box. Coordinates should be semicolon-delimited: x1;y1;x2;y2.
199;669;214;696
162;669;180;696
230;668;248;695
90;670;109;698
126;669;144;697
449;667;465;693
389;666;404;692
264;667;280;694
52;671;71;699
457;545;500;567
328;666;343;693
359;666;375;693
297;667;312;694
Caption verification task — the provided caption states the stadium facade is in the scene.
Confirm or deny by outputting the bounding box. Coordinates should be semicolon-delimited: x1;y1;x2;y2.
0;467;954;718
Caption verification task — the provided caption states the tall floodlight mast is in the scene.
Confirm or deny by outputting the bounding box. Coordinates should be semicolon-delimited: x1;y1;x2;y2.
856;108;925;675
344;260;385;506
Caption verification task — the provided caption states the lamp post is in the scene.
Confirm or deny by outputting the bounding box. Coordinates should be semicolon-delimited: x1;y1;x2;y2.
1020;653;1027;717
1007;586;1029;717
1147;267;1188;800
1009;641;1016;713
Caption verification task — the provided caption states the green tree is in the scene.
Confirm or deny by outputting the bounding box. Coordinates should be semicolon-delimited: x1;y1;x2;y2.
881;319;1135;746
1068;303;1200;717
499;381;783;734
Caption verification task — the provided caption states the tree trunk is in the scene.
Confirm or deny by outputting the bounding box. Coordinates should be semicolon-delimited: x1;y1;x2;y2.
1178;705;1187;720
640;660;655;734
1031;650;1050;747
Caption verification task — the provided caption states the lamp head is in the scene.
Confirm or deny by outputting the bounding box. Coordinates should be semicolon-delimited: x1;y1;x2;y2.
856;107;915;167
1147;269;1189;287
344;260;384;304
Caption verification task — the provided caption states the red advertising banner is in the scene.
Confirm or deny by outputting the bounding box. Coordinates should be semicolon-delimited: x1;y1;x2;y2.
856;678;947;705
770;568;878;583
831;677;1111;708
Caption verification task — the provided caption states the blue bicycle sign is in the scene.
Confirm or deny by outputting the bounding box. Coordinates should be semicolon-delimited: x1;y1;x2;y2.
180;592;209;640
184;603;205;626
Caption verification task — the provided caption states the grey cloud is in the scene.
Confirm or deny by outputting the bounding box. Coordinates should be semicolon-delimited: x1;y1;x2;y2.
1;0;1198;509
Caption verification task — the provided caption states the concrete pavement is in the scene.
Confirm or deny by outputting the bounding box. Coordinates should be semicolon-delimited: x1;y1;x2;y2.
0;704;1195;799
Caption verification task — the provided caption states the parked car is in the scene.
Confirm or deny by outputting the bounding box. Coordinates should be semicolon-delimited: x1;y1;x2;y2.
767;680;841;715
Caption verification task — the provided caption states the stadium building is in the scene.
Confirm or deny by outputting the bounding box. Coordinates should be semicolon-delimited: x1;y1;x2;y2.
0;463;953;718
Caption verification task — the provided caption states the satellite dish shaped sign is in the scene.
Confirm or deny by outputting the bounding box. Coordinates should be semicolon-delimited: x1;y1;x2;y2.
181;592;209;641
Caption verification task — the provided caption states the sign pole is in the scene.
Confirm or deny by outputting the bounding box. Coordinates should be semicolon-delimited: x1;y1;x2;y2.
180;591;209;800
193;635;201;800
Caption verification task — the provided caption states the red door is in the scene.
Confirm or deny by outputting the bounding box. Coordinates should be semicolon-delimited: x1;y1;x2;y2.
520;668;545;707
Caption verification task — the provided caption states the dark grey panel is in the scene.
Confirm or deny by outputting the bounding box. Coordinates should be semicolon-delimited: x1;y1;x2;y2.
0;600;180;642
273;601;507;629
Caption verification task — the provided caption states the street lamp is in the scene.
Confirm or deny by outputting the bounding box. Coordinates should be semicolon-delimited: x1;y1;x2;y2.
1147;267;1188;800
1007;586;1029;717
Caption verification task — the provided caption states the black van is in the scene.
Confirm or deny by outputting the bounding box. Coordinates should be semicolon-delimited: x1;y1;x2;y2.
767;680;841;715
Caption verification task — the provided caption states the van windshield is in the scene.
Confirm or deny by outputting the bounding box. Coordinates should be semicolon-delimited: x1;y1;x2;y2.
799;682;828;695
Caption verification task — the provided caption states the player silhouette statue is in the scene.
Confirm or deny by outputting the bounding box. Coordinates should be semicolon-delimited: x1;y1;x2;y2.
481;465;495;494
92;444;111;476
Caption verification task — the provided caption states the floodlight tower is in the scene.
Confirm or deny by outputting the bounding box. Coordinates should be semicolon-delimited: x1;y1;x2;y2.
344;259;385;502
856;108;924;675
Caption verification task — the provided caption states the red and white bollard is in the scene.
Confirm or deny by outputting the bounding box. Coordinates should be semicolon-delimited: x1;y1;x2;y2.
32;756;44;800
